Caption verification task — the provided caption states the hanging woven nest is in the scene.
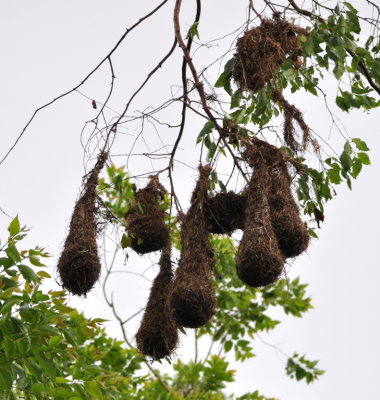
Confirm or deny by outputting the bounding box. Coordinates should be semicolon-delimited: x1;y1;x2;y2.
126;175;170;254
269;160;310;258
135;245;179;361
233;16;307;92
205;191;246;234
169;165;216;328
57;152;108;296
237;140;285;287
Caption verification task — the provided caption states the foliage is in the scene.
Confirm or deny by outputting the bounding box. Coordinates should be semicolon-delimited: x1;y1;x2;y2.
0;216;324;399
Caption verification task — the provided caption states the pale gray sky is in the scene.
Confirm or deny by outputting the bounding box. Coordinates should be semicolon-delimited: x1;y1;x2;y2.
1;1;379;399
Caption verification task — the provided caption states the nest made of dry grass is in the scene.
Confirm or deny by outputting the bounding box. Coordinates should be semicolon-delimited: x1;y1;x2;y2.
126;175;169;254
135;245;179;361
233;16;307;92
269;161;310;258
237;148;285;287
57;152;108;296
243;138;310;258
169;165;216;328
205;191;246;234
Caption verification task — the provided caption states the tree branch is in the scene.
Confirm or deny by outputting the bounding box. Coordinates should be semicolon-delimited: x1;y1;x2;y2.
0;0;170;168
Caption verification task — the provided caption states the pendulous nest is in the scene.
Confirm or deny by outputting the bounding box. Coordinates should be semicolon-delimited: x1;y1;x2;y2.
237;152;285;287
233;16;307;92
126;175;169;254
205;191;246;234
269;161;310;258
135;245;179;361
169;165;216;328
242;137;310;259
57;152;108;296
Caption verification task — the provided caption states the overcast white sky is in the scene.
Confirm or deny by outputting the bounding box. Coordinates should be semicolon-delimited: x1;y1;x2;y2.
1;1;379;399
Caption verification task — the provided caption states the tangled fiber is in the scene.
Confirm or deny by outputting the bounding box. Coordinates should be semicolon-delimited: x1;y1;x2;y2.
126;175;169;254
272;88;312;152
169;165;216;328
57;152;108;296
233;16;307;92
135;245;179;361
206;191;246;234
237;141;285;287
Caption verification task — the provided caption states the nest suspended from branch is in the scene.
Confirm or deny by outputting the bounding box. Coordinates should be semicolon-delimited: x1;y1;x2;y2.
269;161;310;258
206;192;246;234
243;137;310;258
169;165;216;328
237;141;285;287
126;175;169;254
135;245;179;361
57;151;108;296
233;16;307;92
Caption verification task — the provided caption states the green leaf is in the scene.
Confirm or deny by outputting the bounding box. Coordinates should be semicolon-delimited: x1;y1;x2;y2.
352;138;370;151
18;264;39;283
196;121;214;144
8;216;20;237
357;152;371;165
120;234;131;249
186;21;200;40
224;340;233;353
5;245;21;263
84;381;103;400
351;158;362;178
0;364;13;390
339;150;352;171
29;255;46;267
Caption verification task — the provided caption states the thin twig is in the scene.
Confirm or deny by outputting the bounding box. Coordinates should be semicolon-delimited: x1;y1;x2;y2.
0;0;170;168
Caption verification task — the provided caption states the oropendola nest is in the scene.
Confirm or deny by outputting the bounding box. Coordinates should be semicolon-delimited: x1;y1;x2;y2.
237;141;285;287
57;152;108;296
205;191;246;234
169;165;216;328
135;245;179;361
243;138;310;258
269;161;310;258
126;175;170;254
233;16;308;92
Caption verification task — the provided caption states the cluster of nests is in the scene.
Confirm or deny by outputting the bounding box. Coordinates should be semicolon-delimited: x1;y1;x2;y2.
56;138;310;362
56;16;312;362
127;138;309;361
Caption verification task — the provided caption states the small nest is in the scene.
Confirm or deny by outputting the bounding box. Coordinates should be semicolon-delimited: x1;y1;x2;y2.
270;161;310;258
205;192;246;234
135;245;179;361
57;152;108;296
169;166;216;328
126;175;169;254
233;17;307;92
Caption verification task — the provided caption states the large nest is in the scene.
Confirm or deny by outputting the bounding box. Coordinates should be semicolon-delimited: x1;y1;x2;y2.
126;175;169;254
169;165;216;328
236;166;285;287
205;191;246;234
243;138;310;258
57;152;108;296
233;17;307;92
135;245;179;361
269;161;310;258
